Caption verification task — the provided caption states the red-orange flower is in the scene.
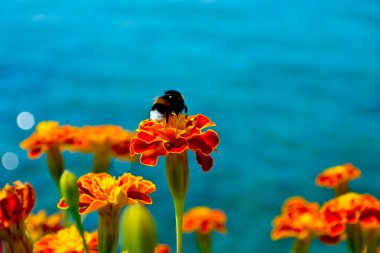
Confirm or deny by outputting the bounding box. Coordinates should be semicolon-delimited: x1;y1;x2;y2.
316;163;361;189
33;226;98;253
58;173;156;214
20;121;80;159
155;244;171;253
271;197;322;240
131;114;219;172
320;193;380;236
0;181;36;230
183;207;227;234
26;210;63;242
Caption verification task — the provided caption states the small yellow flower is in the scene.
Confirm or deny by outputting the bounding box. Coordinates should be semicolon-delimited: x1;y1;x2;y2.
271;197;321;240
316;163;361;189
33;226;98;253
183;207;227;234
20;121;79;159
26;210;63;242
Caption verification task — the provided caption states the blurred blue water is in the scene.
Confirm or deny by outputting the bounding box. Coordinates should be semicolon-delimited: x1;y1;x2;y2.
1;0;380;252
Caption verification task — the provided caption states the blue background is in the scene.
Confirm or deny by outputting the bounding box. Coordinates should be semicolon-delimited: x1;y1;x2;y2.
1;0;380;252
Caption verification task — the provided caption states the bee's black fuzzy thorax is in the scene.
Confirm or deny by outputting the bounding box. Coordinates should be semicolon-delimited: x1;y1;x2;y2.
150;90;188;122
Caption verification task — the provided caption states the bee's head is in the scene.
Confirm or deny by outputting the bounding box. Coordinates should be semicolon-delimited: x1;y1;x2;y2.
163;90;184;103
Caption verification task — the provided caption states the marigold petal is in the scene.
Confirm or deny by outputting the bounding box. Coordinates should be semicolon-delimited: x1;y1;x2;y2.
195;151;214;172
199;220;212;234
319;235;341;245
188;130;219;155
57;199;69;210
138;142;168;166
127;191;153;204
28;147;44;159
164;138;188;153
190;114;215;129
132;139;160;154
79;198;108;214
137;131;159;143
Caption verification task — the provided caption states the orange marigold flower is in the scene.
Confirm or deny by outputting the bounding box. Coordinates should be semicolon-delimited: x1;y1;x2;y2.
0;181;36;230
26;210;63;242
33;226;98;253
320;193;380;236
20;121;80;159
271;197;322;240
155;244;171;253
315;163;361;189
58;173;156;214
70;125;137;161
131;114;219;172
183;207;227;234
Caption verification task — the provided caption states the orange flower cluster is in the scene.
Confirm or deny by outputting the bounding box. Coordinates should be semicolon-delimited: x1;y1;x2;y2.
316;163;361;189
320;193;380;235
272;164;380;251
26;210;63;242
0;181;36;231
20;121;136;161
58;173;156;214
183;207;227;234
33;226;98;253
271;197;322;240
131;114;219;172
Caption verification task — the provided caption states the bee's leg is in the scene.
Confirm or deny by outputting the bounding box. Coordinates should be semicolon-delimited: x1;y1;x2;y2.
184;106;188;118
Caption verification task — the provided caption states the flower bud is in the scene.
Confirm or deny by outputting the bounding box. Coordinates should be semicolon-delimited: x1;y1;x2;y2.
59;170;80;210
120;204;157;253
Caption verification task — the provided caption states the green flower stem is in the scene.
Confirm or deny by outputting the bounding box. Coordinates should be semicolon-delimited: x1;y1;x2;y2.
98;205;120;253
46;146;64;186
363;228;378;253
334;181;350;196
2;224;32;253
71;211;90;253
166;152;189;253
346;223;364;253
46;147;70;227
92;152;111;173
291;236;312;253
196;232;212;253
174;198;185;253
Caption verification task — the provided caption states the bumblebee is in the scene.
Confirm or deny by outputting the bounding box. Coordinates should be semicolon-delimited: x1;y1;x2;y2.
150;90;187;122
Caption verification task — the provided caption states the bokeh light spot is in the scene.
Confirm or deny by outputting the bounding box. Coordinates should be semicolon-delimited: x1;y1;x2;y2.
17;111;35;130
2;152;19;170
